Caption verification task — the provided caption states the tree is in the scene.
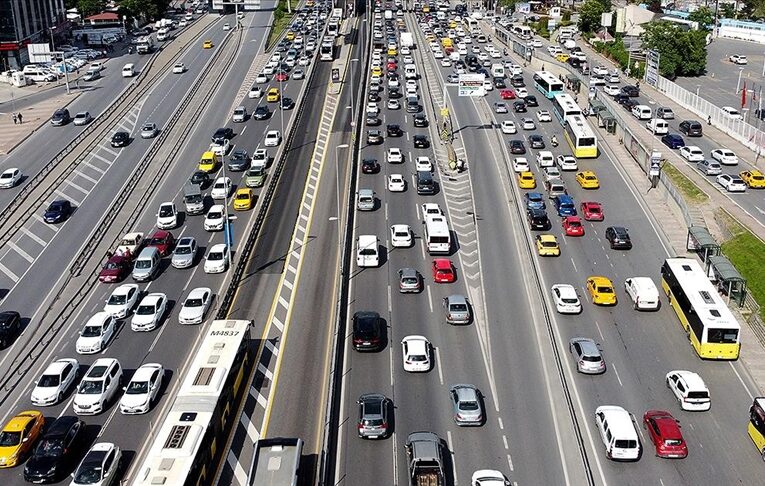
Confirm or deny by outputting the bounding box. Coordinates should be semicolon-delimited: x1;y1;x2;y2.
641;21;708;78
741;0;765;19
688;6;713;28
77;0;105;17
647;0;663;13
720;3;736;18
578;0;607;34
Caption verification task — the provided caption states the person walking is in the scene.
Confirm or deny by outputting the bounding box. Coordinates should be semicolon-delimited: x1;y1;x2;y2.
17;112;22;124
12;113;17;125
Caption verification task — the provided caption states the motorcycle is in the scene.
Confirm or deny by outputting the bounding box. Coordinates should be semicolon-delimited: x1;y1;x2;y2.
551;136;559;147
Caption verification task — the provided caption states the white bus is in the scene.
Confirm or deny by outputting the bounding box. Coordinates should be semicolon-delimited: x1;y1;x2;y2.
424;215;451;254
320;37;335;61
552;93;582;124
563;114;598;158
533;71;564;98
512;25;533;39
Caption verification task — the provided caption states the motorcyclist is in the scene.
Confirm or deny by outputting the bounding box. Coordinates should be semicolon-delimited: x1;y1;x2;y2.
551;135;558;147
128;46;133;54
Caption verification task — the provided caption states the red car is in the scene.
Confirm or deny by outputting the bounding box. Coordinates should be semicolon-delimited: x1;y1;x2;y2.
500;89;516;100
98;255;132;283
275;71;288;82
562;216;585;236
643;410;688;459
432;259;456;283
387;61;397;71
147;230;175;256
580;201;604;221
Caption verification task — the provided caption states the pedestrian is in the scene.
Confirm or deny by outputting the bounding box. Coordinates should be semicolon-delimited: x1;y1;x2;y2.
17;112;22;124
541;64;545;71
76;67;80;75
12;113;17;125
707;115;712;125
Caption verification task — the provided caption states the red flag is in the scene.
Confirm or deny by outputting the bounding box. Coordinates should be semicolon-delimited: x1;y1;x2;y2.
742;81;747;108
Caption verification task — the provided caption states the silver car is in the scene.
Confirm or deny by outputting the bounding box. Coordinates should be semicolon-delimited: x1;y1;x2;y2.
140;122;158;139
357;393;390;439
443;294;471;324
569;337;606;374
450;384;483;426
171;236;198;269
398;268;422;293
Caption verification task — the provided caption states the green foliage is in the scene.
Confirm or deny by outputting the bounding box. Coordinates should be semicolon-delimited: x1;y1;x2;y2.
530;18;550;38
640;21;707;78
688;6;713;28
647;0;662;13
562;10;571;22
77;0;105;17
720;3;736;18
577;0;607;34
741;0;765;19
120;0;169;19
498;0;518;9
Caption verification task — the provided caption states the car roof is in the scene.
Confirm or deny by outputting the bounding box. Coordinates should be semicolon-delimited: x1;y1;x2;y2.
5;411;40;431
399;267;418;277
85;312;111;327
446;294;467;305
403;335;428;354
589;276;611;285
433;258;451;268
112;283;138;295
645;410;682;437
187;287;211;299
554;284;577;298
131;363;162;382
573;337;600;356
209;243;227;252
451;384;478;401
672;370;707;390
43;358;77;375
45;416;80;436
539;234;556;242
596;406;637;439
141;293;165;305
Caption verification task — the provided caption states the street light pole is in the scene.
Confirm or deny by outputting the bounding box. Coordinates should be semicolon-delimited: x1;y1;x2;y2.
349;58;359;126
334;143;349;254
736;67;744;93
221;149;233;262
49;26;70;94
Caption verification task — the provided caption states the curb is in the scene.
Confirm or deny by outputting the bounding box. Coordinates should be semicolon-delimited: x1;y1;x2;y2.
0;91;81;156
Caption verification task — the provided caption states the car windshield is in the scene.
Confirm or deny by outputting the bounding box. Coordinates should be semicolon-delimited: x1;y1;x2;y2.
159;206;174;217
185;298;204;307
35;438;64;457
562;297;579;304
38;373;60;387
208;211;222;219
82;325;102;337
0;431;21;446
236;193;249;200
125;380;149;395
74;461;104;483
78;380;104;394
542;241;557;248
107;293;126;305
208;252;223;261
104;262;120;270
149;237;165;246
135;259;151;269
175;245;191;255
136;304;156;315
401;277;418;285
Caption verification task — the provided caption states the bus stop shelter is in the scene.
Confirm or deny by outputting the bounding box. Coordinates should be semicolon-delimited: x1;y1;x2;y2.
706;255;747;307
686;226;720;262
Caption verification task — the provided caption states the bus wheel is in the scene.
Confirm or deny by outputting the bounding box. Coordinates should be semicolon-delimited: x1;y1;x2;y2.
761;449;765;462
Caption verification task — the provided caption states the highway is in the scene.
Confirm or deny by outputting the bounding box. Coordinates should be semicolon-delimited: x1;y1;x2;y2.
0;3;332;483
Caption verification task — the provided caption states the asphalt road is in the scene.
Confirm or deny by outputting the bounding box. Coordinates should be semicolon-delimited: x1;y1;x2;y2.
0;5;329;484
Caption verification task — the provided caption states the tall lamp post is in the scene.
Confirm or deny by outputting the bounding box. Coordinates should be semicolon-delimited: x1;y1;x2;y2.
349;58;359;126
334;143;349;256
49;26;71;94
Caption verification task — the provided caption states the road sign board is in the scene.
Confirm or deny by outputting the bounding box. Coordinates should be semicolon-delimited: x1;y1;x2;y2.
458;73;485;97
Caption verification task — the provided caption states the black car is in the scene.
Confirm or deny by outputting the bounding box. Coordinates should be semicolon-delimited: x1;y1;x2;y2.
614;93;630;105
367;129;384;144
622;98;639;110
413;135;430;148
678;119;703;137
605;226;632;250
0;311;21;348
352;311;384;351
621;85;640;97
413;113;428;127
43;200;72;224
493;77;506;89
513;101;527;113
387;124;403;137
510;75;525;88
368;92;381;102
529;134;545;149
110;131;130;148
189;170;211;188
281;97;295;110
228;149;250;171
23;416;84;483
366;114;382;126
525;95;539;107
254;106;271;120
508;139;527;155
527;208;552;230
50;108;71;126
212;127;234;142
361;158;380;174
388;87;402;99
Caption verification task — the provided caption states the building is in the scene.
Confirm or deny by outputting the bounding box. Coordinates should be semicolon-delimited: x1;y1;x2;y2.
615;4;657;37
0;0;67;70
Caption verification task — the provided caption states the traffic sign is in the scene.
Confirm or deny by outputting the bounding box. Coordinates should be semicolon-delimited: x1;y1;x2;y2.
458;74;485;97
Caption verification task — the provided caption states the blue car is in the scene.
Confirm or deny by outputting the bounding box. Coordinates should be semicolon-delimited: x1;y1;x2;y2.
661;133;685;149
43;199;72;224
554;194;577;216
524;192;546;211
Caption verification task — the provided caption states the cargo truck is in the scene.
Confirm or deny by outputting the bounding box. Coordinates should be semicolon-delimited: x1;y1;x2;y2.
406;432;444;486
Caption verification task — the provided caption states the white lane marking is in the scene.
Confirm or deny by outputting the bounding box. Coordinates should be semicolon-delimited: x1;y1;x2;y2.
595;320;604;341
7;241;34;263
426;284;433;313
498;417;504;430
502;435;509;449
0;261;19;282
729;362;755;400
507;454;515;472
434;346;444;385
612;362;623;386
570;257;577;273
446;430;458;485
389;345;395;387
387;284;392;313
20;227;47;246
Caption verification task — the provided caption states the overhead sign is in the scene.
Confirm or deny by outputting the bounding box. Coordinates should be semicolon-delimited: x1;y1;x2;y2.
458;74;485;97
645;49;660;87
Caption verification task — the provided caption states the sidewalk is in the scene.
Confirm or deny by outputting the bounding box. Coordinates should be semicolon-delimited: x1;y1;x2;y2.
0;90;80;156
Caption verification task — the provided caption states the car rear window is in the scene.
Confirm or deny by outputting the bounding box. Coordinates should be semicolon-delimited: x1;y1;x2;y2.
449;303;467;312
615;439;637;449
687;391;709;399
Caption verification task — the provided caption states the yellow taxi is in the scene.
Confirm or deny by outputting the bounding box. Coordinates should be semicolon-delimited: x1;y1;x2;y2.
448;20;457;28
518;171;537;189
203;40;213;49
586;276;617;306
199;151;218;172
576;170;600;189
535;234;560;257
387;47;398;56
0;411;44;468
422;4;430;12
426;33;436;42
371;65;382;77
556;53;570;62
266;87;280;102
286;31;296;41
233;188;255;210
740;170;765;189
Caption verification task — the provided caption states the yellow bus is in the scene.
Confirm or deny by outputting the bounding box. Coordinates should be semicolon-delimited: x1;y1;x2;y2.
562;114;598;158
748;398;765;460
660;258;741;360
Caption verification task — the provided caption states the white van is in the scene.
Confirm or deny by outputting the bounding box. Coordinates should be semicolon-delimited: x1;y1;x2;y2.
631;104;652;120
22;65;57;82
595;406;641;461
624;277;660;311
356;235;379;267
404;65;417;80
646;118;668;135
536;151;554;168
121;63;135;77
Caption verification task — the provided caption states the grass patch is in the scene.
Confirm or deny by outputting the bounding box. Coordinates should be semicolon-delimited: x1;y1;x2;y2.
265;0;300;50
717;210;765;320
661;162;708;204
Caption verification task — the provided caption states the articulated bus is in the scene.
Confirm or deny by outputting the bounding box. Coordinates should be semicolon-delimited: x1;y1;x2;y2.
533;71;565;99
512;25;533;40
563;114;598;158
660;258;741;360
424;215;451;254
133;320;254;486
552;93;582;124
748;398;765;460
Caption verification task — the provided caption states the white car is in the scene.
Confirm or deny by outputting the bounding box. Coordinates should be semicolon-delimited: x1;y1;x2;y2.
298;56;311;66
717;174;747;192
119;363;164;414
255;72;268;83
204;204;225;231
204;244;230;273
532;39;543;48
543;166;562;181
516;87;528;98
71;443;122;486
666;370;711;411
387;147;403;163
551;284;582;314
482;80;494;92
710;148;739;165
501;120;517;134
31;358;79;406
536;110;552;122
155;202;177;229
248;85;264;98
178;287;213;324
223;22;231;30
252;148;269;166
89;61;105;71
73;358;123;415
388;174;406;192
593;66;609;76
441;58;452;67
680;145;704;162
472;469;510;486
547;45;561;56
366;102;379;115
210;138;229;156
421;203;443;217
388;77;399;88
387;99;401;110
0;168;21;188
521;118;536;130
211;177;232;199
604;85;621;96
512;157;530;173
730;54;748;65
390;224;414;248
557;155;578;171
76;312;116;355
415;156;433;172
103;284;140;319
131;293;167;331
401;335;431;372
264;130;281;146
172;62;186;74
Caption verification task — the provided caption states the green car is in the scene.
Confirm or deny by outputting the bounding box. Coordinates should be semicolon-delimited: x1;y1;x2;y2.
245;165;266;187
